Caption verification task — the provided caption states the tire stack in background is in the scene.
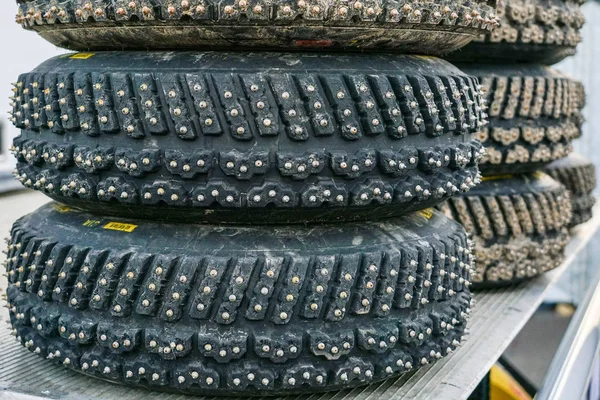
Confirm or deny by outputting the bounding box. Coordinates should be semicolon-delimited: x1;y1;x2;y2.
4;2;496;395
440;0;593;288
546;152;597;227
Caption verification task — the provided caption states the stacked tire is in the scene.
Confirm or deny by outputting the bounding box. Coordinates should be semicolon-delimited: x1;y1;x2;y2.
4;1;497;395
441;0;593;288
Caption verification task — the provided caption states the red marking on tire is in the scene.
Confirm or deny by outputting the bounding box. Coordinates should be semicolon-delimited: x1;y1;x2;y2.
295;40;334;47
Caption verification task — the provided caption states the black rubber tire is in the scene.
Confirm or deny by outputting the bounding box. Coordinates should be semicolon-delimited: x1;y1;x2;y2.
546;153;596;227
438;172;571;288
457;64;584;176
5;202;473;396
14;0;497;54
446;0;584;65
9;52;485;224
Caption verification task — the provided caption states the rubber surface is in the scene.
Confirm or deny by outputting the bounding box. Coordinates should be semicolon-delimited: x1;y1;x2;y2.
458;64;584;176
14;0;498;53
4;203;473;395
9;52;485;223
438;173;571;288
447;0;584;64
546;153;596;227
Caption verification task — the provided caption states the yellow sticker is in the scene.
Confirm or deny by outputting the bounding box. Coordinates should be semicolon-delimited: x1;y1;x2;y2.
83;219;101;227
531;171;545;179
418;208;434;219
482;174;514;182
52;204;72;213
70;53;95;60
104;222;138;233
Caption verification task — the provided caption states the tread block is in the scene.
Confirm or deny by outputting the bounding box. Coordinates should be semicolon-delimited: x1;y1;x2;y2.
325;254;360;321
157;73;198;140
308;329;354;360
98;323;142;353
115;149;161;177
135;255;179;316
90;251;132;312
68;249;109;309
350;253;381;315
240;74;280;137
281;364;328;388
74;146;114;173
247;181;296;208
145;328;193;359
219;150;269;180
172;363;220;389
330;149;376;179
111;253;153;317
212;74;252;140
271;256;310;324
50;246;89;303
189;257;230;319
134;73;169;135
245;257;285;320
110;73;145;138
276;151;325;180
356;323;400;354
58;314;97;344
227;364;276;390
184;74;223;136
198;328;248;363
254;331;303;363
164;149;213;179
159;256;200;322
214;256;258;324
332;358;375;385
97;177;139;204
300;255;335;319
301;180;347;207
81;350;123;380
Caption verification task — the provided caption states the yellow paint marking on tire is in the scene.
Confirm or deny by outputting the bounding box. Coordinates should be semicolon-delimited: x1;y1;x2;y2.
104;222;138;233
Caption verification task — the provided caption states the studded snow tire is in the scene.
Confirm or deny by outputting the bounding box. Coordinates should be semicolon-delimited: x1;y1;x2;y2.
447;0;584;64
5;202;473;395
546;153;596;227
458;64;584;176
438;172;571;288
10;52;486;223
14;0;498;54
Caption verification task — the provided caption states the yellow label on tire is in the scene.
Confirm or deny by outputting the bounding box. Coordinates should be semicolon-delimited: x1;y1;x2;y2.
482;174;514;182
103;222;138;233
69;53;95;60
52;204;72;213
418;208;434;219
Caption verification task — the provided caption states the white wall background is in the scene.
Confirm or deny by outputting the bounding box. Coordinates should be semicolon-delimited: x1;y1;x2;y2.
557;1;600;193
0;5;64;156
